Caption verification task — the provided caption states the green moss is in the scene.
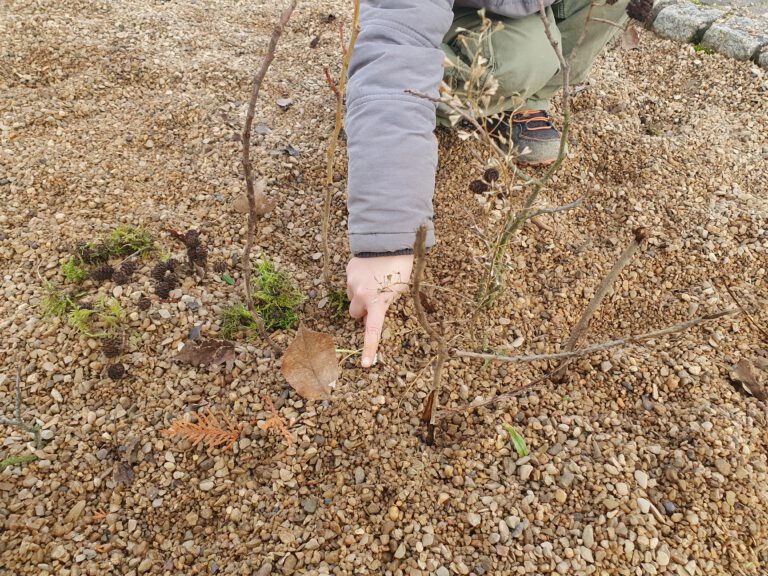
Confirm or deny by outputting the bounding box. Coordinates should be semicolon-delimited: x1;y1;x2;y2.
328;289;350;318
61;256;88;283
693;43;714;54
0;454;38;472
41;283;73;318
66;298;124;337
108;225;153;256
251;259;304;331
67;306;97;336
220;303;259;340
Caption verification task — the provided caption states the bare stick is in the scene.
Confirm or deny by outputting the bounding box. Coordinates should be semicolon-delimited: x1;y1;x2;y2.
0;368;42;448
529;198;583;219
412;225;449;444
241;0;298;355
723;282;768;341
551;227;648;378
455;308;739;364
322;0;360;288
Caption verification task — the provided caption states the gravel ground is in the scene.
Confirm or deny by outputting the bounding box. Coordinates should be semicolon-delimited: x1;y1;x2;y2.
1;1;768;575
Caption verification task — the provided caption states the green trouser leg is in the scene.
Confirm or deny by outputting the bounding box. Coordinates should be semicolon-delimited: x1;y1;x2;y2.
438;0;629;123
534;0;630;103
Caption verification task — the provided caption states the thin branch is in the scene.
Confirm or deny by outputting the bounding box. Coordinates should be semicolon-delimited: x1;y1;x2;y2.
529;198;583;219
552;227;648;378
455;308;739;364
589;16;626;29
323;66;339;98
0;368;42;448
412;225;449;444
322;0;360;288
241;0;298;356
723;282;768;341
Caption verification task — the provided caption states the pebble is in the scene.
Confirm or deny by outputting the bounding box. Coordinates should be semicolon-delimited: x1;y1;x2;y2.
158;308;172;319
715;458;732;476
302;499;317;514
582;525;594;548
662;500;677;515
394;543;406;559
634;470;649;489
498;520;510;543
354;466;365;484
388;505;400;521
637;497;652;513
256;563;272;576
467;512;482;527
436;568;449;576
657;544;671;566
519;464;533;481
199;480;214;491
554;489;567;503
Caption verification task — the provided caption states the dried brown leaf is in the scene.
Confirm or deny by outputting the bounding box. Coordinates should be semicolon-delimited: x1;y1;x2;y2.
233;180;276;216
281;324;340;400
622;25;641;50
419;290;437;314
730;358;766;401
257;395;295;445
162;408;241;451
175;339;235;373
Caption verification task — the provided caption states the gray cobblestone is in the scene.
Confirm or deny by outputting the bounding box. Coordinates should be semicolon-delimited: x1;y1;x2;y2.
653;4;725;43
701;16;768;60
759;48;768;68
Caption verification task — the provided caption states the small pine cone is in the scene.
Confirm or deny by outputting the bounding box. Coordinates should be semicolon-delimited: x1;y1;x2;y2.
151;262;170;282
189;244;208;267
627;0;653;23
137;296;151;311
120;260;137;276
155;283;171;300
92;243;112;263
469;179;490;194
91;264;114;283
112;270;129;285
483;167;500;183
212;260;227;274
184;229;201;247
102;337;122;358
106;363;126;381
75;243;94;264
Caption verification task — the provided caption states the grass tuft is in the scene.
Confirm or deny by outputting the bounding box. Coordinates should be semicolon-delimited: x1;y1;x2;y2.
108;225;154;256
328;289;350;318
0;454;38;472
61;256;88;283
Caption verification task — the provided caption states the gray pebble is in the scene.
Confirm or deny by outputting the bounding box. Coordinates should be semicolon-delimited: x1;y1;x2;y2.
302;498;317;514
662;500;677;515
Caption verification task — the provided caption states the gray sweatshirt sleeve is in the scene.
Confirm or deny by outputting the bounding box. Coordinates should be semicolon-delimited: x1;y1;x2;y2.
345;0;455;256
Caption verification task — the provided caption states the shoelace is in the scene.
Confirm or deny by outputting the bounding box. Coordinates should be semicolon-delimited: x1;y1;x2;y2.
512;111;555;132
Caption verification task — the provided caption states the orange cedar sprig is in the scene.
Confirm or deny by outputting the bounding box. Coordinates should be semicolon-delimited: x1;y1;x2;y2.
257;395;294;446
162;408;241;451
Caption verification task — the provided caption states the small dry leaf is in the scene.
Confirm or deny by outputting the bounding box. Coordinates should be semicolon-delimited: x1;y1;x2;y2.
730;358;766;401
162;408;241;451
233;180;276;216
622;25;641;50
175;339;235;373
281;324;340;400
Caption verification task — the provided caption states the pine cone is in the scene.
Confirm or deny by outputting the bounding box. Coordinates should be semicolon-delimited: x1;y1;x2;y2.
91;264;114;283
188;244;208;267
627;0;654;23
151;261;171;282
107;363;126;380
137;296;151;311
184;229;201;247
212;261;227;274
120;260;137;276
469;179;490;193
112;270;129;285
155;274;177;299
483;167;500;183
102;337;122;358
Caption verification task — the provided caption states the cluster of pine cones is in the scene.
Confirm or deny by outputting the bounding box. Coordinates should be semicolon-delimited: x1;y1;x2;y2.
90;259;138;285
152;259;179;299
183;229;208;269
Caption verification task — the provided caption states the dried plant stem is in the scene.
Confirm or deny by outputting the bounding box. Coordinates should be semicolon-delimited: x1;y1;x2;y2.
723;282;768;341
241;1;298;355
455;308;739;364
412;225;449;444
0;368;42;448
551;227;647;378
322;0;360;287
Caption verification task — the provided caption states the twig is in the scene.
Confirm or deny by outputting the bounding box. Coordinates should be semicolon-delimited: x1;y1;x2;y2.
455;308;739;364
551;227;648;378
323;67;339;98
322;0;360;288
412;225;449;445
241;0;298;356
723;282;768;341
589;16;626;29
529;198;583;219
0;368;42;448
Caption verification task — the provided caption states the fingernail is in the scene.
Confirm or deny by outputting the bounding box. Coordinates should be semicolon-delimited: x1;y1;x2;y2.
361;357;371;368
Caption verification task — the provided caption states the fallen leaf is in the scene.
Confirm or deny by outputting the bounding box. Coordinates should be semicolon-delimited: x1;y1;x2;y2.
281;324;340;400
221;274;235;286
730;358;766;401
233;180;276;216
114;462;135;486
162;408;241;451
503;424;530;457
622;25;641;50
175;339;235;373
419;290;437;314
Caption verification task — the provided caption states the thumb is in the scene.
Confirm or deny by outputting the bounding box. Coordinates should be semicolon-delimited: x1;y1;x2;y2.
362;304;387;368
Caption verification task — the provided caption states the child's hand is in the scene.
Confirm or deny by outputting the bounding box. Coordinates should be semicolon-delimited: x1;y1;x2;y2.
346;255;414;368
